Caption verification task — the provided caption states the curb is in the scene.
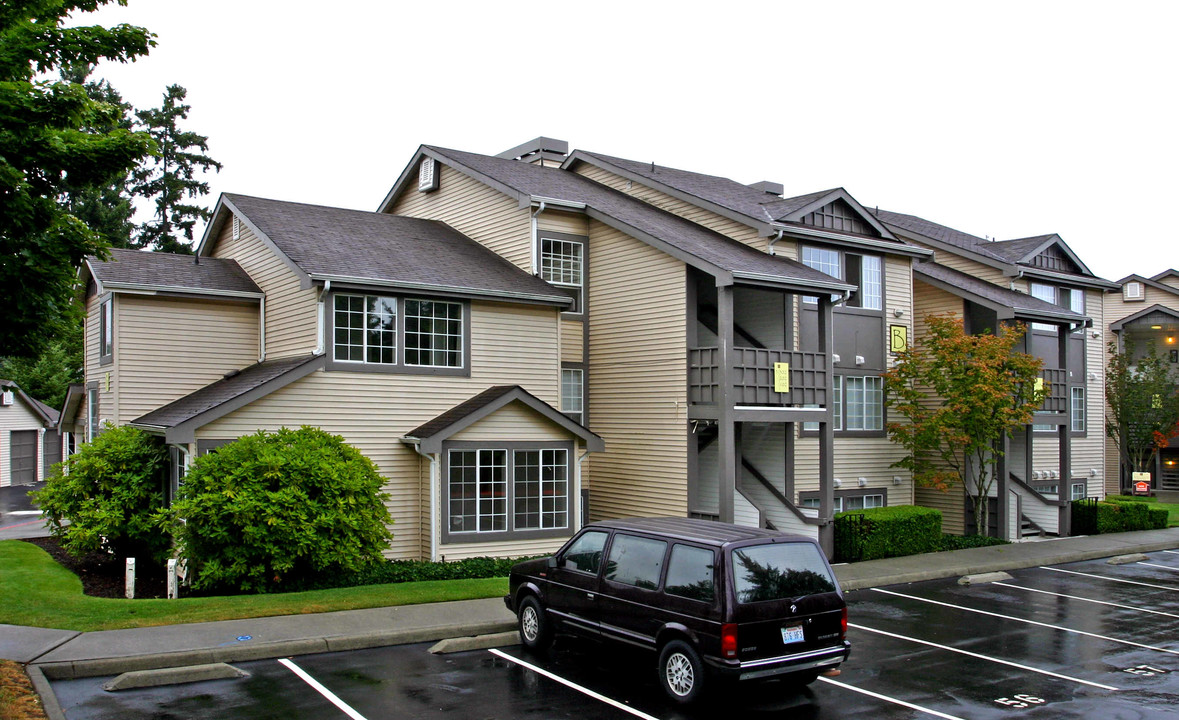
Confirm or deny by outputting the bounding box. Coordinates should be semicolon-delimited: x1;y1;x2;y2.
25;664;66;720
33;619;517;680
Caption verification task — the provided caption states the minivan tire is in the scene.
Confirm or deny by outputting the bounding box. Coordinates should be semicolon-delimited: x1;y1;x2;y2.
658;640;705;704
517;595;552;652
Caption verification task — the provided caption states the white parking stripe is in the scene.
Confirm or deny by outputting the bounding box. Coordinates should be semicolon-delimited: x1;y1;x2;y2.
278;658;369;720
817;677;966;720
1138;562;1179;572
849;623;1118;691
1042;566;1179;592
488;648;662;720
872;588;1179;657
992;581;1179;620
1164;550;1179;555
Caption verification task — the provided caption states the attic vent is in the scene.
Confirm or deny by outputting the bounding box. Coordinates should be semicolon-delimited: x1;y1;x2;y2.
0;390;12;406
1124;281;1144;301
418;157;438;192
749;181;784;197
232;216;240;241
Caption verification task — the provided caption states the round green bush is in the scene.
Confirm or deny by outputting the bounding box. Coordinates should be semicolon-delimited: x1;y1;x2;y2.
32;424;170;562
166;426;394;593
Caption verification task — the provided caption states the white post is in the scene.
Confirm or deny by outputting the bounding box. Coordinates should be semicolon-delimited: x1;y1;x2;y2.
125;558;136;599
167;559;178;599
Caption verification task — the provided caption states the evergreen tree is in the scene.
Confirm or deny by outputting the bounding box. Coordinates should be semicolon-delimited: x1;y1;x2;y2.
0;0;155;357
130;85;222;253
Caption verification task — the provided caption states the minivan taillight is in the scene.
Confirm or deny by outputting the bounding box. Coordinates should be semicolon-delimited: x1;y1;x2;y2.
840;607;848;640
721;623;738;658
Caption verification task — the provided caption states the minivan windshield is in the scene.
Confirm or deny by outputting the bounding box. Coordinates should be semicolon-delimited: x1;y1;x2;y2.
731;543;836;603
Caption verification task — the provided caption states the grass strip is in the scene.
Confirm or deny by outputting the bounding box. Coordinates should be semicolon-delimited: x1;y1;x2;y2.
0;540;507;633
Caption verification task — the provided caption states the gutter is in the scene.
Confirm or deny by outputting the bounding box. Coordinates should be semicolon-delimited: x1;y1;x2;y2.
306;274;571;307
98;282;264;300
772;224;933;259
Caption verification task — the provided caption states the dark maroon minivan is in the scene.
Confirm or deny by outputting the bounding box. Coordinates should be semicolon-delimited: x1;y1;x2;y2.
505;517;850;704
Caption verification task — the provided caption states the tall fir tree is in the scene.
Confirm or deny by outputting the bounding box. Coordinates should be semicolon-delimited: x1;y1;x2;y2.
130;85;222;253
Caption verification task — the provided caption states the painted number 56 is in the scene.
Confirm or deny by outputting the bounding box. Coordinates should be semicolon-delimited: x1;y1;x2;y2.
995;694;1046;708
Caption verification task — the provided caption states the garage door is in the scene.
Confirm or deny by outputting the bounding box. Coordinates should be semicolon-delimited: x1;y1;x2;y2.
10;430;37;485
43;431;62;477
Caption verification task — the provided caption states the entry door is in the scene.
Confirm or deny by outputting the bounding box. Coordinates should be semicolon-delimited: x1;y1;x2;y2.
10;430;38;484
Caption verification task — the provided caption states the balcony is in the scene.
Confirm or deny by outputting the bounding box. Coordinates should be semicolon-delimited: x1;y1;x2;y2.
1038;368;1068;413
688;347;829;407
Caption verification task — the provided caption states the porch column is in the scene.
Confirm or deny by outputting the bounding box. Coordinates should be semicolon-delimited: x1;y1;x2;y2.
1058;325;1072;535
818;296;836;556
718;284;736;524
996;433;1010;541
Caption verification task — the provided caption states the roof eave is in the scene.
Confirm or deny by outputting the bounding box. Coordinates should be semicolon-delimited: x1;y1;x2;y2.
307;273;572;307
773;223;932;259
99;282;264;300
1011;266;1120;290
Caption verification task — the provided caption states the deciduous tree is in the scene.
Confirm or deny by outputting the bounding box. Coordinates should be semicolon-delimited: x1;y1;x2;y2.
1105;339;1179;488
884;315;1044;536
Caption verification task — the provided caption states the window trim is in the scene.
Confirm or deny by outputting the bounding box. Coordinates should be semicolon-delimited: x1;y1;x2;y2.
85;383;99;442
537;231;587;317
441;440;576;544
800;245;885;311
1071;386;1086;436
325;291;470;376
98;295;113;366
801;373;886;437
560;364;585;425
1070;482;1087;501
799;488;888;513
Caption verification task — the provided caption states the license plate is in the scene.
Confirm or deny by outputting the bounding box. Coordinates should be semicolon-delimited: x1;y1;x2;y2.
781;624;805;645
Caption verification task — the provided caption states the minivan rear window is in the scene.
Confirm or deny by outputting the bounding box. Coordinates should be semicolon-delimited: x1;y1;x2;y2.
731;543;836;603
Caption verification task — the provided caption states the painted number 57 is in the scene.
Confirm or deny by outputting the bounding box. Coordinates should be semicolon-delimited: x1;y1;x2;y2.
995;694;1046;708
1124;665;1169;677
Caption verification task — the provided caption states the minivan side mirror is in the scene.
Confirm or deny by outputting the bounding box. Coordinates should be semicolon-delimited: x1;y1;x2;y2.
547;556;560;569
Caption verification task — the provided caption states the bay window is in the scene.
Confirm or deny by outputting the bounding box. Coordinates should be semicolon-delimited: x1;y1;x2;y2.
445;444;573;541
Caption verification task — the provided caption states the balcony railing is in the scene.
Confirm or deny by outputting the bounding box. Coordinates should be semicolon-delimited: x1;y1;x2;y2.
1039;368;1068;413
689;347;828;407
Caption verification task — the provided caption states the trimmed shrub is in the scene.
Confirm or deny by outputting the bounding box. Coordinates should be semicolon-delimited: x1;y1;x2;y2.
32;425;170;562
297;555;540;592
1096;501;1157;534
937;533;1009;551
834;506;942;561
1148;507;1169;529
1104;494;1158;504
166;427;394;594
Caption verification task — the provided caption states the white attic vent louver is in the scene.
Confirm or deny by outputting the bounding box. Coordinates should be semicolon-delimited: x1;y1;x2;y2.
0;390;12;406
232;216;240;240
1124;281;1144;301
418;157;438;192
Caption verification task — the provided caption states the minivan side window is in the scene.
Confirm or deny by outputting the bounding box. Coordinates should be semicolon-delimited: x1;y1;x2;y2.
604;534;667;590
664;544;715;602
731;543;836;603
562;530;608;574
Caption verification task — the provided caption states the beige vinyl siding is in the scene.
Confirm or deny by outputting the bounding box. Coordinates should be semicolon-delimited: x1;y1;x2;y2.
561;320;584;363
537;211;589;237
885;256;913;370
197;300;561;560
1076;288;1105;496
85;290;117;430
116;296;260;424
211;218;317;359
1156;276;1179;291
929;252;1008;285
449;403;567;442
440;537;569;562
0;397;46;486
586;219;688;520
913;279;964;330
390;164;533;272
573;163;767;252
916;486;966;535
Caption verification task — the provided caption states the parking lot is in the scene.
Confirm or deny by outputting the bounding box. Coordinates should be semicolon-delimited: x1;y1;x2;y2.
49;549;1179;719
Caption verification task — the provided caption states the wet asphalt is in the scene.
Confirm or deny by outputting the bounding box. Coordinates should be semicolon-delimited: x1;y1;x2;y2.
0;481;48;539
48;549;1179;720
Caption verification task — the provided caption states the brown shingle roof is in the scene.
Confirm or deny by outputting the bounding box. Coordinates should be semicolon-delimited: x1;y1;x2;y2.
87;248;261;295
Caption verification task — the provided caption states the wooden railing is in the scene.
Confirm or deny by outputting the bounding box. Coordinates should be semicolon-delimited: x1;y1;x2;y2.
689;347;828;407
1039;368;1068;413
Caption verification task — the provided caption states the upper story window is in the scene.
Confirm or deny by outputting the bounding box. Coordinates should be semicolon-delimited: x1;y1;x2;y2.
98;297;113;364
540;236;584;313
1030;282;1085;331
801;246;881;310
561;368;584;424
329;293;466;374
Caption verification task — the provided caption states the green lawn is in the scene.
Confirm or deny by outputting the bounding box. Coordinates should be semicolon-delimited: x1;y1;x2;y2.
0;540;507;632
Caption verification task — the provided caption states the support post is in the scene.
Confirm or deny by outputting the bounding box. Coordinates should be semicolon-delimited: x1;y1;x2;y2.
1058;325;1072;535
718;284;736;524
996;434;1010;541
817;296;836;556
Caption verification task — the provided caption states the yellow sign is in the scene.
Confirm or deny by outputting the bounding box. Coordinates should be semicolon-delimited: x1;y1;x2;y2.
773;362;790;393
889;325;908;353
1034;377;1044;393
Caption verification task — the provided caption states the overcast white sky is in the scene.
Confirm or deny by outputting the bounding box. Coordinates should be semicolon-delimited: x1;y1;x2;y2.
77;0;1177;282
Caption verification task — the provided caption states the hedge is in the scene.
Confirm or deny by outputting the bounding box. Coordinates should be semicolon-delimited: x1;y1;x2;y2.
1104;494;1159;504
1096;501;1169;533
834;506;943;561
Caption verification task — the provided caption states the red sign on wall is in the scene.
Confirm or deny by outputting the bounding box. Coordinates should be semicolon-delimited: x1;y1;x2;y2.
1135;481;1151;495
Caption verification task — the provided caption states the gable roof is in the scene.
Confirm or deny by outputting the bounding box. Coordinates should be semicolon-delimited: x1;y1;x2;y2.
914;263;1089;328
0;379;59;426
1110;304;1179;332
873;208;1116;289
131;354;326;443
1114;273;1179;298
199;194;573;307
562;151;912;252
381;146;855;296
85;248;262;298
403;385;604;454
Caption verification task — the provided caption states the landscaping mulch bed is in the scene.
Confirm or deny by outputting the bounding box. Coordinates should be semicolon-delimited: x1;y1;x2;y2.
21;537;167;600
0;660;48;720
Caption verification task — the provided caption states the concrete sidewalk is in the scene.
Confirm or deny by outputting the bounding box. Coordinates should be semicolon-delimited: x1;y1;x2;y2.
5;527;1178;682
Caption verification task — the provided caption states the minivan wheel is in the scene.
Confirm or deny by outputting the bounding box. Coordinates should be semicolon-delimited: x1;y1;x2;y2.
517;595;552;651
658;640;704;704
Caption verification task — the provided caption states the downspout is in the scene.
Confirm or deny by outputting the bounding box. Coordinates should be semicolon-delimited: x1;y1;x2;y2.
530;201;547;274
575;448;589;531
258;296;266;362
410;441;439;562
1009;268;1025;291
767;229;783;256
315;280;331;355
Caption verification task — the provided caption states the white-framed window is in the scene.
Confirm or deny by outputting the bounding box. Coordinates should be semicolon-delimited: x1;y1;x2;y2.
858;255;883;310
404;299;463;368
1070;482;1086;500
802;247;882;309
334;294;397;364
540;237;584;313
1071;386;1086;432
1067;288;1084;315
447;447;570;537
86;388;98;441
449;449;507;533
513;449;569;530
99;297;113;360
801;246;841;304
561;368;583;424
801;493;884;513
844;376;883;431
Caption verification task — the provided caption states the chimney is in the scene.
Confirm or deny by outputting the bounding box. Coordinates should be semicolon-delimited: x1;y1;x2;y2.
496;137;569;167
748;181;784;197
